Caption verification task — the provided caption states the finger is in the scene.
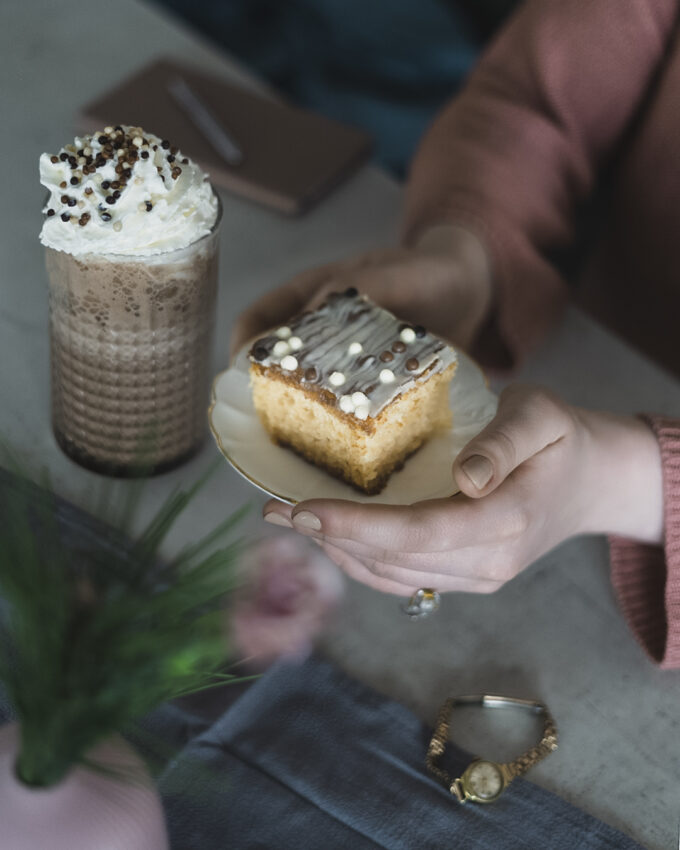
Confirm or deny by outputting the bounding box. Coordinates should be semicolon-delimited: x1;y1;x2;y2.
315;539;416;595
309;531;517;585
295;529;477;573
290;498;463;553
318;540;502;595
453;384;574;498
229;264;337;359
289;495;517;553
263;500;294;528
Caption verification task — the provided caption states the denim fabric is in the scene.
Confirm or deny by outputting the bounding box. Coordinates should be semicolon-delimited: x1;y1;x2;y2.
155;0;487;175
160;656;644;850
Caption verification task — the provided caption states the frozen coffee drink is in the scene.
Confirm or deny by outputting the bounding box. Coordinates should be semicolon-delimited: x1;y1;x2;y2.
39;125;220;475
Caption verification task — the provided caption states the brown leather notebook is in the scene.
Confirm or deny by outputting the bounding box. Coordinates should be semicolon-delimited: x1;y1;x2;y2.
78;57;372;215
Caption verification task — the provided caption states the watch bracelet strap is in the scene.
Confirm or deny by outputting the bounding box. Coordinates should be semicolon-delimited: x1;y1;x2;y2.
426;697;558;793
503;709;558;779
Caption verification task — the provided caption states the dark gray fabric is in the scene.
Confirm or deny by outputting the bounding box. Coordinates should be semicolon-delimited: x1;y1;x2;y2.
160;656;645;850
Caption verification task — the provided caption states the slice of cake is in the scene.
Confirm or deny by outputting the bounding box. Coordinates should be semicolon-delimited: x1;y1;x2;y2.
248;289;458;494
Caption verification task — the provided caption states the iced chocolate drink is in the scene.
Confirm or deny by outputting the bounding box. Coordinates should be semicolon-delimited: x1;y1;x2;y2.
39;126;221;475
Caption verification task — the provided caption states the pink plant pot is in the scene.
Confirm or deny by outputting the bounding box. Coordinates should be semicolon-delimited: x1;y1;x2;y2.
0;722;169;850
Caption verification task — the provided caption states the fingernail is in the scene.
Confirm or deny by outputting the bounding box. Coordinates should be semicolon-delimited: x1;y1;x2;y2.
263;512;293;528
292;510;322;531
461;455;493;490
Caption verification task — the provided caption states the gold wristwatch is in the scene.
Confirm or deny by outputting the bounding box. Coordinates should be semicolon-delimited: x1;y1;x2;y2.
426;695;558;804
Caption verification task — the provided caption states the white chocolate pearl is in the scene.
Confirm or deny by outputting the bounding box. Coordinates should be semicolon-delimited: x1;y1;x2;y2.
354;404;370;420
275;326;292;339
280;355;298;371
400;327;416;344
288;336;303;351
338;395;354;413
329;371;346;387
379;369;395;384
347;341;363;355
351;392;368;407
273;340;290;357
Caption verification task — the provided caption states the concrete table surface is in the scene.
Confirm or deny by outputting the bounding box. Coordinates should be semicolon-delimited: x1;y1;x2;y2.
3;2;680;847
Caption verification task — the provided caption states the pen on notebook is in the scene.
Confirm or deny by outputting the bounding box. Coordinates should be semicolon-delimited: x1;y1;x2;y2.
167;76;244;167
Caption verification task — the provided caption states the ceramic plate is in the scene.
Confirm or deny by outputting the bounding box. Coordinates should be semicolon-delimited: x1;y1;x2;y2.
209;345;498;505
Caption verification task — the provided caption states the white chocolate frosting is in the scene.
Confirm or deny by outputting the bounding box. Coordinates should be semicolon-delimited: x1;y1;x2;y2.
39;125;218;256
249;291;458;419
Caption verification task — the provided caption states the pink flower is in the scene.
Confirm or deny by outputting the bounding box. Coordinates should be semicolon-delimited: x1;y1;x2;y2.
230;534;345;669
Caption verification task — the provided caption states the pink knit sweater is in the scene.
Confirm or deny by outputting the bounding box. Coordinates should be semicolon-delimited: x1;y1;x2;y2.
402;0;680;666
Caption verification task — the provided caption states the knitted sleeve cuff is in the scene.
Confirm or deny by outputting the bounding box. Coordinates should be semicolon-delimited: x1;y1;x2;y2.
609;416;680;668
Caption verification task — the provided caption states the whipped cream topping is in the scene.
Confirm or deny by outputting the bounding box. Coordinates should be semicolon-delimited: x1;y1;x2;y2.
249;291;458;420
39;125;218;256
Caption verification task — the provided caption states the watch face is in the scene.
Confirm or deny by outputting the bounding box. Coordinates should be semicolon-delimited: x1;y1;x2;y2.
464;761;504;802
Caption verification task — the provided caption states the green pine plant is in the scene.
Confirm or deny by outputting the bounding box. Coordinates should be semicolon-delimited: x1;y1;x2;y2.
0;461;251;788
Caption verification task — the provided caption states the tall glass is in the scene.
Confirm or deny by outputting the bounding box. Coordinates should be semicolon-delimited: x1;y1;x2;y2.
45;200;221;476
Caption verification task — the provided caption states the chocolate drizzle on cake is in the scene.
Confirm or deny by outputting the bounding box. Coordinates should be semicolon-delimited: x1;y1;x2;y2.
248;292;457;419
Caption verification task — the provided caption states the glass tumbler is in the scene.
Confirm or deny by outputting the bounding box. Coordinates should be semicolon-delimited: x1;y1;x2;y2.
45;201;222;476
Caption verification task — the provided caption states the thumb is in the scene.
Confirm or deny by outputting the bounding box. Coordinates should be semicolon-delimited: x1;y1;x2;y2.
452;384;573;498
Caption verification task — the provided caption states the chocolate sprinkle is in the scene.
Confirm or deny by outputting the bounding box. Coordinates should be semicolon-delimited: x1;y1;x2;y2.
145;201;153;212
101;212;112;222
161;140;170;149
304;367;318;381
60;194;69;203
78;213;91;226
69;176;79;185
406;357;419;371
60;213;70;222
50;155;59;163
59;153;68;162
141;150;149;159
414;325;426;338
379;350;394;362
46;208;55;217
391;340;406;353
252;345;268;362
67;197;76;207
101;180;110;189
59;181;67;189
344;287;358;297
105;196;115;205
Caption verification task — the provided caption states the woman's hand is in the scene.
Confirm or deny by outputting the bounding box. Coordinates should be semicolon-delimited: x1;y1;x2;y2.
262;385;664;596
229;224;493;360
